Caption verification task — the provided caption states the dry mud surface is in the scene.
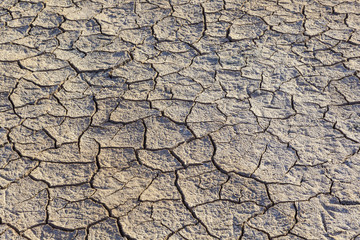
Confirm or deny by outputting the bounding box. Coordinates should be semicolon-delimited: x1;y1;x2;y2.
1;0;360;239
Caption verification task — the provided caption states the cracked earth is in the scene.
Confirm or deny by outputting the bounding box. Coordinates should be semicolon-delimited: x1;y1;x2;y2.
0;0;360;239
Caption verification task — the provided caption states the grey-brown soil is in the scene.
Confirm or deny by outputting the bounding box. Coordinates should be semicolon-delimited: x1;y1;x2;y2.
1;0;360;239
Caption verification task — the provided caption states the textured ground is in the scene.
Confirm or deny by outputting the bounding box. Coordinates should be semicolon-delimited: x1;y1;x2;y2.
0;0;360;239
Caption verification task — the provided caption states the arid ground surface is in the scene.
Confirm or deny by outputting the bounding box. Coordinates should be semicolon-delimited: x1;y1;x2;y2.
1;0;360;239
